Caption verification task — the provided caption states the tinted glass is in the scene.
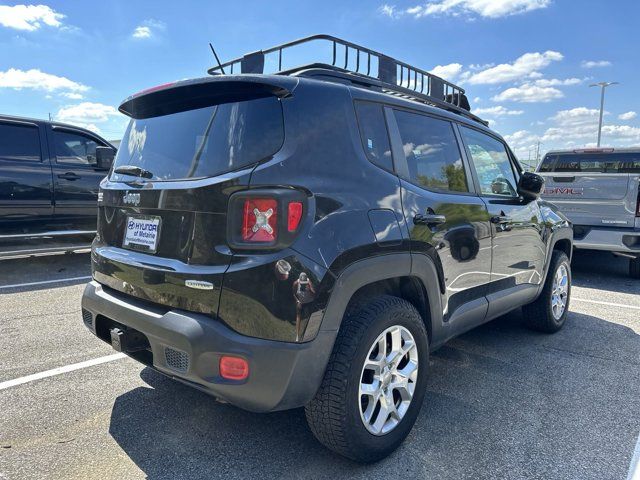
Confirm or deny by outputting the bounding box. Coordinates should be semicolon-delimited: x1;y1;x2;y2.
112;97;284;182
394;110;468;192
461;127;518;197
546;152;640;173
355;102;393;171
538;155;555;172
54;130;101;166
0;123;41;162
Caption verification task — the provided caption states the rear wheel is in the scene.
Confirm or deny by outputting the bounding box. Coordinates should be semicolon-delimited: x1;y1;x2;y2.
630;257;640;279
522;250;571;333
305;295;429;463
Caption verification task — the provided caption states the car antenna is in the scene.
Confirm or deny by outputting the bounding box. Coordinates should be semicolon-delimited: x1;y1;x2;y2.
209;43;225;74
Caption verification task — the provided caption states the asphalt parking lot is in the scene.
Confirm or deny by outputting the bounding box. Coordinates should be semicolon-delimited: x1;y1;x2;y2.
1;251;639;480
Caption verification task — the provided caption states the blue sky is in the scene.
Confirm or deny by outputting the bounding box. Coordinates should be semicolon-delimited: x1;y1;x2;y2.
0;0;638;165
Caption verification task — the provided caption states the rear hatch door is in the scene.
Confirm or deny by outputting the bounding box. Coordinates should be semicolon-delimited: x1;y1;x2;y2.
93;77;292;314
538;151;640;228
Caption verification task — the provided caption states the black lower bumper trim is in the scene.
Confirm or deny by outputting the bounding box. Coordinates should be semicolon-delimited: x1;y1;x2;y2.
81;281;337;412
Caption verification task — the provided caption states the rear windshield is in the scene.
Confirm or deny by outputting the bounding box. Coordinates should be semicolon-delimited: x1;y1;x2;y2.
539;152;640;173
111;96;284;181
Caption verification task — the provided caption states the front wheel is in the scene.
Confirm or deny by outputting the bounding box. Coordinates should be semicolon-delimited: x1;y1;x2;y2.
522;250;571;333
305;295;429;463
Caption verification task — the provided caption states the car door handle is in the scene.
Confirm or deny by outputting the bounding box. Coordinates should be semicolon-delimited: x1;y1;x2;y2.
553;176;575;183
58;172;81;181
491;215;511;224
414;213;447;226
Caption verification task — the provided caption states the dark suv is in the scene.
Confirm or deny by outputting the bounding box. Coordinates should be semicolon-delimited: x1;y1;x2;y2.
0;115;116;258
81;35;573;462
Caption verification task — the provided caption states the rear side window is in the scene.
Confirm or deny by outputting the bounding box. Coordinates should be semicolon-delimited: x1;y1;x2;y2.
460;126;518;197
0;123;41;162
354;102;393;171
112;96;284;181
53;130;103;166
544;152;640;173
393;110;468;193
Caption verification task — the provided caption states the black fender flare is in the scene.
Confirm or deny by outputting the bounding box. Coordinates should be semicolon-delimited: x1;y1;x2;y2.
319;252;443;337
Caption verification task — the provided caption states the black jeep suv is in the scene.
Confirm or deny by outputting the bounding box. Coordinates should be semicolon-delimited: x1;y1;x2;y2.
81;35;573;462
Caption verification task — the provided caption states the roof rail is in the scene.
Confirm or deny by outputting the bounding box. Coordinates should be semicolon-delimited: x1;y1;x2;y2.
207;34;487;126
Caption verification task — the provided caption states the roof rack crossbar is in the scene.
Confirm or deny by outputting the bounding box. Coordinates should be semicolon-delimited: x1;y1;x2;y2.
207;35;485;125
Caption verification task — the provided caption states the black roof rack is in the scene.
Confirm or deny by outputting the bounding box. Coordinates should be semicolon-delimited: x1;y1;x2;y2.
207;34;487;126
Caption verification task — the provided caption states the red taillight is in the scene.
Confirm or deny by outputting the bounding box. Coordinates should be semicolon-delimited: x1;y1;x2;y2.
219;356;249;381
242;198;278;242
636;191;640;217
287;202;303;232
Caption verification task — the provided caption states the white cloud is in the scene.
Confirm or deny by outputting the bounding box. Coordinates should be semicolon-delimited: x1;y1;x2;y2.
492;84;563;103
132;26;151;38
60;92;84;100
540;107;640;147
131;19;165;39
0;4;64;31
0;68;88;94
379;4;399;17
600;124;640;141
467;50;563;85
502;129;541;160
398;0;551;18
581;60;611;68
474;105;524;116
532;77;582;87
618;111;637;121
506;107;640;155
430;63;463;81
540;108;599;144
56;102;119;124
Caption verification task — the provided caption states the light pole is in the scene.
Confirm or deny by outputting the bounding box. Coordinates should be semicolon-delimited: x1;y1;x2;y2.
589;81;619;147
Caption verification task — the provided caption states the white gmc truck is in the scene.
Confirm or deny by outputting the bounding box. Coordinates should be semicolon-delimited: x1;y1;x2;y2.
537;148;640;278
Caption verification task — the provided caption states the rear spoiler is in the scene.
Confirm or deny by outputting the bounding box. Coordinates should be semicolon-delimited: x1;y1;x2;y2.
118;76;297;119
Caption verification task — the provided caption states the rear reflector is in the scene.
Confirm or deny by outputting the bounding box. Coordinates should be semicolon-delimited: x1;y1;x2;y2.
219;356;249;380
242;198;278;242
287;202;303;232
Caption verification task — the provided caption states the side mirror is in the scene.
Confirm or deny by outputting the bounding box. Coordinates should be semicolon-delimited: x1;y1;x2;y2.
517;172;545;201
96;146;115;171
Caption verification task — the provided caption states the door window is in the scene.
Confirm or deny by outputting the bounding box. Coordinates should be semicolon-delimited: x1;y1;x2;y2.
393;110;469;193
460;127;518;197
53;130;103;166
0;123;41;162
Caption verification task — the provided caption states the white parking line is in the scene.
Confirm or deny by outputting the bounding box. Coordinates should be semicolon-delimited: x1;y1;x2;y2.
0;353;126;391
628;431;640;480
572;297;640;311
0;275;92;290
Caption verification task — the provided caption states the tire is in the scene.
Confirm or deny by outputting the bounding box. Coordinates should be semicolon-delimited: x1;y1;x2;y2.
305;295;429;463
522;250;571;333
630;257;640;279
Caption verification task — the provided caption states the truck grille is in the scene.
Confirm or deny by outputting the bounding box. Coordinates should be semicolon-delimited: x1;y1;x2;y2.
164;347;189;373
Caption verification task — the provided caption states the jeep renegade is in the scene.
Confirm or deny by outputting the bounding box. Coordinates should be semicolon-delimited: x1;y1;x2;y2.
81;35;573;462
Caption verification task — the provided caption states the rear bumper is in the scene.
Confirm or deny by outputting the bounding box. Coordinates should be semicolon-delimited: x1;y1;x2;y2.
573;226;640;255
81;281;336;412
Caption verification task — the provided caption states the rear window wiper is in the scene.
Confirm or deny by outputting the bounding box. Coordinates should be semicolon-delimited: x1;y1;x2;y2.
113;165;154;179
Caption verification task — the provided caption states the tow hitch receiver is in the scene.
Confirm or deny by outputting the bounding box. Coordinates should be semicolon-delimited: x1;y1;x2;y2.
110;327;148;353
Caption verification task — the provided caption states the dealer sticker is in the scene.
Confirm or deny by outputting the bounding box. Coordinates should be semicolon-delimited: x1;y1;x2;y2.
123;216;160;253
